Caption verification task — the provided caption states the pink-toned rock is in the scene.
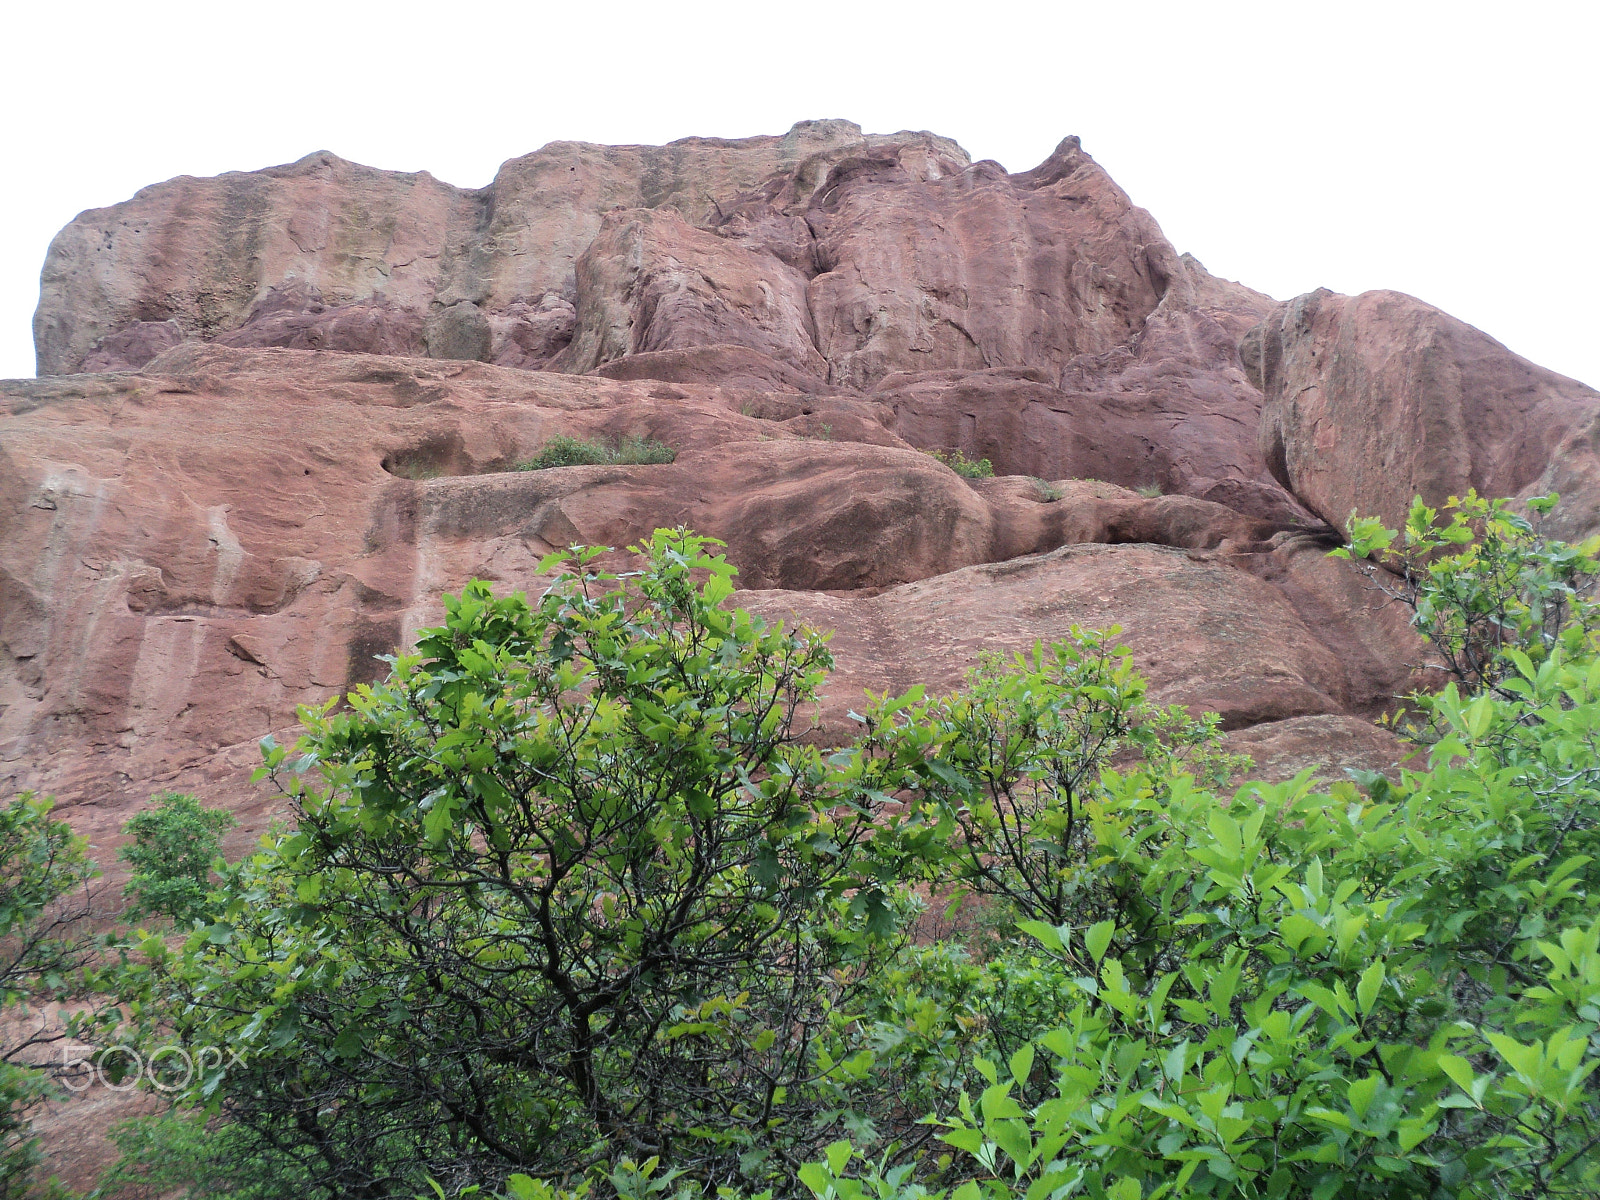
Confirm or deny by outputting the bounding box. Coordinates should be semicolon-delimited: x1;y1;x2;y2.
37;151;479;376
805;138;1173;389
78;318;188;371
1222;714;1412;784
590;344;836;393
868;258;1312;523
1246;288;1600;534
742;539;1422;740
35;121;965;377
555;208;826;379
216;282;425;357
487;294;578;370
0;343;1418;860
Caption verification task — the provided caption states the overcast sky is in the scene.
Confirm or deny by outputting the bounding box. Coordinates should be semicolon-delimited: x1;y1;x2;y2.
3;0;1595;386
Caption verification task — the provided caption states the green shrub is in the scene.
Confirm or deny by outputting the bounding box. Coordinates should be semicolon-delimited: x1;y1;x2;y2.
1337;489;1600;698
1027;478;1061;503
131;531;902;1195
926;450;995;480
1134;481;1162;498
119;792;234;927
110;499;1600;1200
0;794;122;1199
518;434;676;471
96;1111;312;1200
802;493;1600;1199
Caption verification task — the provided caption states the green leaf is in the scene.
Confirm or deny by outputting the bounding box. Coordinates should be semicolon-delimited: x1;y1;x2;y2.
1084;919;1115;964
1009;1044;1035;1087
825;1140;852;1176
1356;961;1385;1016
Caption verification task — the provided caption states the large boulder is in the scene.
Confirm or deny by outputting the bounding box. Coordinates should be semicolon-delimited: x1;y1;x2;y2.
1245;288;1600;534
742;536;1420;739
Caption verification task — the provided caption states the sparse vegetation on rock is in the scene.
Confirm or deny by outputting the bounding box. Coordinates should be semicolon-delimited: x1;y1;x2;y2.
518;434;677;471
926;449;995;479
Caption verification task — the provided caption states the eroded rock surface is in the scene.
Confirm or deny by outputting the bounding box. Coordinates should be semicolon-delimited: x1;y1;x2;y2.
36;121;958;377
1246;288;1600;535
0;338;1409;855
18;117;1600;871
17;119;1600;1191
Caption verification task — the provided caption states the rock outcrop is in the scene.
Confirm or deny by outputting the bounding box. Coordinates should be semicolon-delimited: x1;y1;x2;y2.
0;341;1414;859
10;117;1600;870
35;122;955;377
18;119;1600;1191
1245;288;1600;535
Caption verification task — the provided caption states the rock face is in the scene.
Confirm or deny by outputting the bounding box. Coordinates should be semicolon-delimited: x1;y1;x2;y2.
10;117;1600;879
1246;288;1600;535
35;121;954;377
0;340;1409;856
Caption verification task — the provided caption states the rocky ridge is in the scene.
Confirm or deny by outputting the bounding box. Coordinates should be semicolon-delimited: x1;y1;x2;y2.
6;119;1600;865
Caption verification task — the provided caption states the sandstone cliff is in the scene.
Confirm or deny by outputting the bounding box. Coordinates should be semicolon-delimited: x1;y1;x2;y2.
7;119;1599;868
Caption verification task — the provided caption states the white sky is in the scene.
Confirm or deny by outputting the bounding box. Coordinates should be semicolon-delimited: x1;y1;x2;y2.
3;0;1595;387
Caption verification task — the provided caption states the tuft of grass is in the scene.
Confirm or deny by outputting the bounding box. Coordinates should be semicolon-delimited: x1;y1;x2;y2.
392;461;442;480
926;448;995;479
1028;477;1062;502
1136;482;1163;498
519;434;676;471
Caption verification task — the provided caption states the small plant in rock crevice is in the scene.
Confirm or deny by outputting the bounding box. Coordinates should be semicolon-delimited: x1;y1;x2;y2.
926;449;995;479
517;434;676;471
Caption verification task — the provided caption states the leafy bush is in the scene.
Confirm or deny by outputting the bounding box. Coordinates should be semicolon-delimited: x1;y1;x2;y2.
130;531;903;1195
803;496;1600;1199
119;792;234;927
1337;490;1600;697
518;434;676;470
926;451;994;480
1134;482;1162;499
107;499;1600;1200
0;793;121;1198
1027;479;1061;503
96;1111;313;1200
857;633;1245;929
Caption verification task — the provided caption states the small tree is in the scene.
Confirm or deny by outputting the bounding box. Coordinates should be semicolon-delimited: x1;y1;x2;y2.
853;629;1243;932
120;792;234;927
1336;490;1600;697
139;530;903;1195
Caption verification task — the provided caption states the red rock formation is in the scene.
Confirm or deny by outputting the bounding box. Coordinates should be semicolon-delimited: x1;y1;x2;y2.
1246;288;1600;535
0;341;1415;862
33;122;1593;1185
21;118;1597;875
805;138;1171;389
34;122;961;377
556;208;827;379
